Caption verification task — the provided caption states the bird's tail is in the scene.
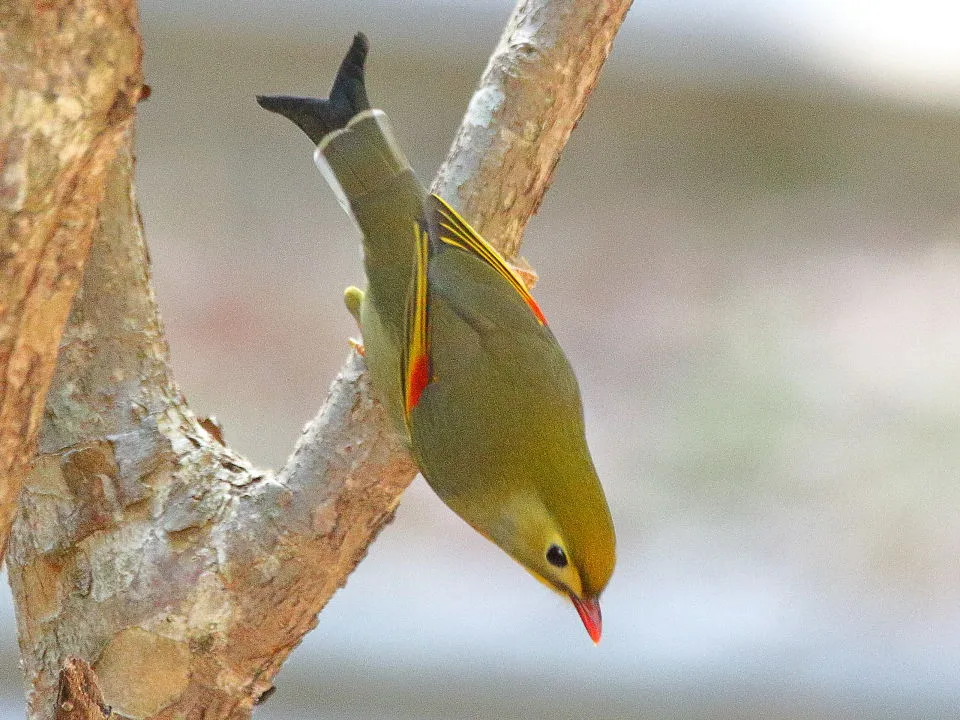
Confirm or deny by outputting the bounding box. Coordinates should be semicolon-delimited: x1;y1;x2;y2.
256;32;371;143
257;33;427;333
257;32;421;206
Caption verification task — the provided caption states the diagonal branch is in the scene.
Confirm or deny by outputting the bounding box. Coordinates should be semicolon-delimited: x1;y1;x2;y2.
434;0;633;257
8;2;633;719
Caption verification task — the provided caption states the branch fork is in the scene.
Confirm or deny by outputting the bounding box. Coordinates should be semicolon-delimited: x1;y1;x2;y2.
5;2;633;718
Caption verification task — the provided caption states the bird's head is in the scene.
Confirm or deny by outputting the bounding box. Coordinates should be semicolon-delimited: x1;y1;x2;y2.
480;482;616;644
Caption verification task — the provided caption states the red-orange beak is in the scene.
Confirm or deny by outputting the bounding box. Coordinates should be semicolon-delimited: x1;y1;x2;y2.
570;593;602;644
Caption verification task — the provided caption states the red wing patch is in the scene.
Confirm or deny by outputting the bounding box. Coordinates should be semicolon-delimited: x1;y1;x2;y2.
402;220;431;427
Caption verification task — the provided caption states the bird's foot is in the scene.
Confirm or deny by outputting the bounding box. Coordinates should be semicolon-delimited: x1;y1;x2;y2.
344;285;364;327
508;257;539;290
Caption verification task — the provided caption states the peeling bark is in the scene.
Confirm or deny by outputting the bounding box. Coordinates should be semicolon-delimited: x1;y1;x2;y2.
0;0;144;559
7;1;633;719
55;659;110;720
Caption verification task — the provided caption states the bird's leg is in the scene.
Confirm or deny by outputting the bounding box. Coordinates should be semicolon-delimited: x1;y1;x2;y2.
344;285;365;355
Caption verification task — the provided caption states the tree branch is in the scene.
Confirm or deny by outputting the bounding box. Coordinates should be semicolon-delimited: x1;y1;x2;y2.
434;0;632;258
0;0;143;559
8;1;633;719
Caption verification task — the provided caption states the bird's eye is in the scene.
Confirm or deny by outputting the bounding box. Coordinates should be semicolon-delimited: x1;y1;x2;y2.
546;544;568;568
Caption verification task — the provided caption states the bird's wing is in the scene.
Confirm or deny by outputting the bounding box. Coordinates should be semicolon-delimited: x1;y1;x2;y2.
400;218;431;430
401;194;551;428
405;217;581;507
427;194;547;326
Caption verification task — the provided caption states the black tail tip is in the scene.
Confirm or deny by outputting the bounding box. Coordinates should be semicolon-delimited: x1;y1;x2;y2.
256;95;332;145
257;32;372;145
346;32;369;70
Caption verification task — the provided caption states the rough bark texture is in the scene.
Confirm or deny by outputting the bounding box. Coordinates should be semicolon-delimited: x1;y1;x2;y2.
0;0;144;559
55;659;110;720
7;1;633;719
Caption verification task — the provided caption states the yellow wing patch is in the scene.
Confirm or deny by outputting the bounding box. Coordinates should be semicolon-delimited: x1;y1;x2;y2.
401;219;431;427
430;194;547;326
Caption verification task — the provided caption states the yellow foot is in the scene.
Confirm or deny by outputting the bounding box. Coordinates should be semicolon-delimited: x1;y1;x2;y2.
344;285;364;327
507;257;539;290
348;336;366;356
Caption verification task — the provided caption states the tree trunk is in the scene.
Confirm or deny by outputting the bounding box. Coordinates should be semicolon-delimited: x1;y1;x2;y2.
4;1;634;719
0;0;143;561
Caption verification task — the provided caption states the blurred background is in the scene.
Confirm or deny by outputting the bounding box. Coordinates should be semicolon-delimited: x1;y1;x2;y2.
7;1;960;718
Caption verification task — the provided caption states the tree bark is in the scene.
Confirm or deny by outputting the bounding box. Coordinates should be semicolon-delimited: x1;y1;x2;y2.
6;1;633;719
55;660;110;720
0;0;144;560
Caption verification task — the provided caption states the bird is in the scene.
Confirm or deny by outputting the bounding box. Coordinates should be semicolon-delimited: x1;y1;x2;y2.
257;32;615;644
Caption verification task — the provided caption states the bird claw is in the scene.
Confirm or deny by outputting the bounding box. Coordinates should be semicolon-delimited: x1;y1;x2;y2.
508;257;538;290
